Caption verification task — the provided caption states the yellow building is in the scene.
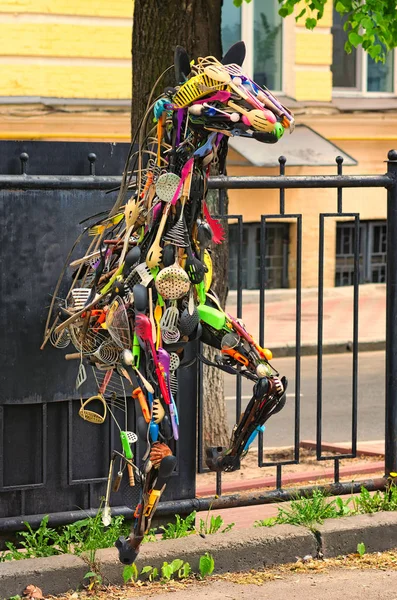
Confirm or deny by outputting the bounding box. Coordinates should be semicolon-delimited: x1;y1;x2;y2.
0;0;395;289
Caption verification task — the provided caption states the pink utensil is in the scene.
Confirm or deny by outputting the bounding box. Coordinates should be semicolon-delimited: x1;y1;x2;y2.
135;314;170;405
203;201;225;244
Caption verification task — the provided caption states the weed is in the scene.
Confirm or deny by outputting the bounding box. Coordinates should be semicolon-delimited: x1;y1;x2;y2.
83;570;102;591
357;542;366;556
352;485;397;514
142;528;157;543
123;560;191;585
198;509;234;536
254;516;277;528
254;490;351;531
199;552;215;578
0;512;128;563
275;490;341;530
123;563;139;583
159;512;196;539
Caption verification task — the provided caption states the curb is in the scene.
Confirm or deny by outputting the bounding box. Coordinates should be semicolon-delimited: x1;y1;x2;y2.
2;512;397;599
271;339;385;358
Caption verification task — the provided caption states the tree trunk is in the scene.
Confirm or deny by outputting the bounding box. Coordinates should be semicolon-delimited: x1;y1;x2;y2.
132;0;223;136
132;0;230;451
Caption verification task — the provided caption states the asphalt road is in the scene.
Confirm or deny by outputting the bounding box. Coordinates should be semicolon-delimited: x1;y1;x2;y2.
223;351;385;447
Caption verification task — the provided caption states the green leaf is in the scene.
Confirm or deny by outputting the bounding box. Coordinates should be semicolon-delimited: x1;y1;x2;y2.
305;17;317;30
295;7;306;21
122;563;138;583
179;562;192;579
150;567;159;581
335;1;347;14
357;542;366;556
170;558;184;573
84;571;98;579
140;565;153;575
233;0;243;6
348;31;363;46
279;6;290;18
161;562;173;581
199;552;215;578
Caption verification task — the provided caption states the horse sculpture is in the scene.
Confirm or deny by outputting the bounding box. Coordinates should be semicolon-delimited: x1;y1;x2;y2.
43;41;294;565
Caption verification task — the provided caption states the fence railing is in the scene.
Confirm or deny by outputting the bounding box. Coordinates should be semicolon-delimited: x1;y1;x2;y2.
0;146;396;532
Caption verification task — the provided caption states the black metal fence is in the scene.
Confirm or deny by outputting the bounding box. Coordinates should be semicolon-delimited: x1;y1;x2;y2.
0;143;396;532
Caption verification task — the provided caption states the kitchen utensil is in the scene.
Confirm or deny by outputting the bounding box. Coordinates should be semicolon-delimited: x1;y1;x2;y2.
149;442;172;468
162;243;175;267
155;172;182;203
146;203;173;268
102;455;115;526
179;306;199;336
172;72;226;108
106;296;131;349
160;300;179;332
123;245;141;276
148;288;156;343
120;348;154;394
132;386;151;423
203;64;248;99
152;398;165;423
79;394;107;424
197;304;226;330
119;197;143;266
75;362;87;390
184;245;207;284
158;348;179;439
221;331;240;350
228;100;276;132
162;199;189;247
155;258;190;300
202;202;225;244
154;303;162;349
124;262;154;290
69;288;91;311
203;249;213;291
50;328;70;349
132;283;148;313
120;430;138;487
135;314;170;404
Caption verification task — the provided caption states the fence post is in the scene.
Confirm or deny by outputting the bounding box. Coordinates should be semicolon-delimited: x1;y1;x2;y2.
385;149;397;477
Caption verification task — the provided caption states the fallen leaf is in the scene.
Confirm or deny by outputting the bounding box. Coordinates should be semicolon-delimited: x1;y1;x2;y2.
23;586;44;600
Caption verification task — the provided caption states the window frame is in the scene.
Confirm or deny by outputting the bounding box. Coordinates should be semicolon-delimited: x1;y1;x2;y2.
239;0;284;95
331;10;396;97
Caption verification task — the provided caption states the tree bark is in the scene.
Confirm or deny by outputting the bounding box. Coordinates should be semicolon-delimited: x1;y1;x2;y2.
132;0;229;452
132;0;223;136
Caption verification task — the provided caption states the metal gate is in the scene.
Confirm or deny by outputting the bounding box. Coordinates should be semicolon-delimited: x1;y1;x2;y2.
0;143;197;532
1;144;397;531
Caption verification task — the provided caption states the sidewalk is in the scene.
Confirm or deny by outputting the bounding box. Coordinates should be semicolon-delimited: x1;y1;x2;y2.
226;283;386;355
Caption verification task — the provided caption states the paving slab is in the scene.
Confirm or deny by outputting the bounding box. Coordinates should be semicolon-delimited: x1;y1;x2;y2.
134;569;397;600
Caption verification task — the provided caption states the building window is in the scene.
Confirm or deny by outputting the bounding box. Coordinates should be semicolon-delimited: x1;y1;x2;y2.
222;0;283;92
331;8;395;94
335;221;387;286
229;223;289;290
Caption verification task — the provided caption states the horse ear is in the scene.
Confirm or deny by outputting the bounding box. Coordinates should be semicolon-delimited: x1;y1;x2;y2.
174;46;191;83
221;41;246;66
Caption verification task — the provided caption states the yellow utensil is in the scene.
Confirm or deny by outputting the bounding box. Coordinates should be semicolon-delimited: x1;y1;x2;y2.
154;303;163;349
228;100;275;133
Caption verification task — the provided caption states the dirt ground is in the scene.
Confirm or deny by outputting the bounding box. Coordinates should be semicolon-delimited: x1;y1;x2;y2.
196;445;384;491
